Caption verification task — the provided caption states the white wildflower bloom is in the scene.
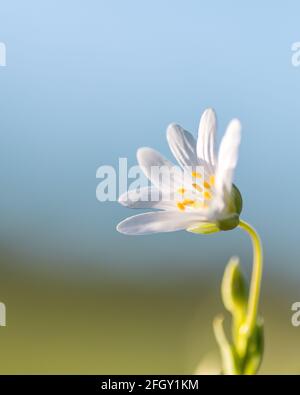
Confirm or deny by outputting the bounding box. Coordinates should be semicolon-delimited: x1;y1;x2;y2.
117;108;242;235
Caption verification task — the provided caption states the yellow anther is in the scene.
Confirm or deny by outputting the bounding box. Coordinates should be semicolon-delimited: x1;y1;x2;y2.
177;202;185;211
209;175;215;186
204;181;211;189
182;199;195;206
192;171;202;179
203;191;212;200
177;187;186;195
192;183;203;192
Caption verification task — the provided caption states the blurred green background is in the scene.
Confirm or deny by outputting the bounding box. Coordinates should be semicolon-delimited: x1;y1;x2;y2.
0;246;299;374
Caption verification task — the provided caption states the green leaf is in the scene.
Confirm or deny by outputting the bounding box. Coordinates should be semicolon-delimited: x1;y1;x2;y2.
221;256;248;317
243;317;264;374
221;257;249;357
213;315;240;374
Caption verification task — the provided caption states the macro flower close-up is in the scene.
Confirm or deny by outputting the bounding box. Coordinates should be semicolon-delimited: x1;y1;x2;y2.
117;109;242;236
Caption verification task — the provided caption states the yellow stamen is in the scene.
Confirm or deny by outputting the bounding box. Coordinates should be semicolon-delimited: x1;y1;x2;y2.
192;183;203;192
204;181;211;189
209;175;215;186
177;187;186;195
182;199;195;206
203;191;212;200
192;171;202;179
177;202;185;211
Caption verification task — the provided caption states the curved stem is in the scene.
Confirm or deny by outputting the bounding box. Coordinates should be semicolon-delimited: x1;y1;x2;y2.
238;220;263;335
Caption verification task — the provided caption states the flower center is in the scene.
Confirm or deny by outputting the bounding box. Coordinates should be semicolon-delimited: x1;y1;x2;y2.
176;173;215;212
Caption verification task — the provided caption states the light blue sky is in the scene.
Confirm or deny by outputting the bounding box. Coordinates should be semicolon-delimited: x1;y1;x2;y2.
0;1;299;279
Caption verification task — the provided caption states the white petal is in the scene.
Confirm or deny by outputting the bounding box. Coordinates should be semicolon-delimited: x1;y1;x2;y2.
197;108;217;168
118;187;176;210
215;119;241;206
166;123;199;168
116;211;206;235
137;147;184;193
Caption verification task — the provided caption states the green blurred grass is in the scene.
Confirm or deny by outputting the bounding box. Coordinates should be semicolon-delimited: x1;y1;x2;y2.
0;250;299;374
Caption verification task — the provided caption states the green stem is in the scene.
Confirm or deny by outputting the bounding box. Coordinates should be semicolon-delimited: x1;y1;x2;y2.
238;220;263;335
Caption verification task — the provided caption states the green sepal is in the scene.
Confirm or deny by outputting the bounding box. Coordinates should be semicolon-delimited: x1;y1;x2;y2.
217;185;243;231
187;222;220;234
217;214;240;231
231;184;243;215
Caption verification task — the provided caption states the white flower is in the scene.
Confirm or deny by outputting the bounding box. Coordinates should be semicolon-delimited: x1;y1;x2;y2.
117;108;242;235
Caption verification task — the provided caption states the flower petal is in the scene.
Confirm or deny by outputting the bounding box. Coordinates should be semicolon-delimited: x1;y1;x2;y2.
116;211;206;235
215;119;241;206
166;123;199;168
118;187;176;210
197;108;217;168
137;147;184;193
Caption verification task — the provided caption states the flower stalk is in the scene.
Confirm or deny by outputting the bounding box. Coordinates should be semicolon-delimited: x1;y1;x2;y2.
239;220;263;336
215;219;264;374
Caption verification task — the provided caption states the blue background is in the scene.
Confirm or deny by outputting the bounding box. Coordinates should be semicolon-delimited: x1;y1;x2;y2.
1;0;299;276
